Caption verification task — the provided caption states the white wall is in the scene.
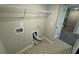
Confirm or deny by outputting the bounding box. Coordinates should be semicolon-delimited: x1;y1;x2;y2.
0;5;46;53
0;18;45;53
45;5;60;41
67;9;79;31
0;37;7;53
68;9;79;25
67;9;79;32
73;20;79;34
0;4;61;53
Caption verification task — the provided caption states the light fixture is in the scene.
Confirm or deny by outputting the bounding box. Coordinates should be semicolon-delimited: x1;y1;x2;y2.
75;8;79;9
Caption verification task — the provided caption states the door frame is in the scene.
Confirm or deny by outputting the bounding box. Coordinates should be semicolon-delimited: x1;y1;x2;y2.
53;4;68;40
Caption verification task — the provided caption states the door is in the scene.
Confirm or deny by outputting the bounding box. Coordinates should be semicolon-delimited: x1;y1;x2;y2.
53;5;68;40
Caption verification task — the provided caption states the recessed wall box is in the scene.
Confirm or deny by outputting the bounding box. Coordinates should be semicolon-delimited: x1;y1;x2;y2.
15;27;24;34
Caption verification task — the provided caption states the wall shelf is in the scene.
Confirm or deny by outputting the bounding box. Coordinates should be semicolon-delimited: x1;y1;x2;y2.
0;7;52;18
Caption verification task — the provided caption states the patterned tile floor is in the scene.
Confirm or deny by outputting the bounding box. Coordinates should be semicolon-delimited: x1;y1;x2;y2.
21;39;72;54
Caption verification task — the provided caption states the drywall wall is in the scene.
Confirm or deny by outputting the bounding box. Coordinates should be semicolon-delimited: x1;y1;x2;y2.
73;20;79;34
45;5;60;41
0;5;46;53
0;37;7;53
0;18;45;53
68;9;79;25
67;9;79;32
0;4;61;53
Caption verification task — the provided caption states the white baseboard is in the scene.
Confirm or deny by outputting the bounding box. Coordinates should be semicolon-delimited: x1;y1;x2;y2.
43;37;53;44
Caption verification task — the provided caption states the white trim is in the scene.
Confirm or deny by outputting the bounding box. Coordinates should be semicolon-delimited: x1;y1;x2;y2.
43;37;53;44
